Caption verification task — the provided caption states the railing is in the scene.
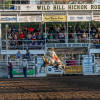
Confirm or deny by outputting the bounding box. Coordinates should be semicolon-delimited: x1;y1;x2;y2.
7;59;37;77
2;40;45;50
0;61;8;77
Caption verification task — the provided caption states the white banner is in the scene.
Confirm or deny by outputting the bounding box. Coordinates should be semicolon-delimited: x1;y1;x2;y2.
14;4;100;11
83;57;93;75
0;16;17;23
93;15;100;21
68;15;92;22
36;57;46;77
17;16;42;22
47;66;63;75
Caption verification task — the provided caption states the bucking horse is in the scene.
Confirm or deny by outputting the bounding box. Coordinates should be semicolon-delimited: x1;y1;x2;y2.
40;56;66;73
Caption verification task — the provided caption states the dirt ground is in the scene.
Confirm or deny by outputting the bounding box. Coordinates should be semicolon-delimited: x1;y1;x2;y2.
0;76;100;100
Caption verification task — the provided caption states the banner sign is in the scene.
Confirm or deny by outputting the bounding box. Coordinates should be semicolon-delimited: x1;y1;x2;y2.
37;57;46;77
93;15;100;21
14;4;100;11
68;15;92;22
83;57;93;74
43;15;66;22
46;43;88;48
65;65;82;74
17;16;42;22
0;16;17;23
12;69;35;77
47;66;63;74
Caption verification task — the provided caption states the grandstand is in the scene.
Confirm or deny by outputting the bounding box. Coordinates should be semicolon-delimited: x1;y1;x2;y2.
0;0;100;77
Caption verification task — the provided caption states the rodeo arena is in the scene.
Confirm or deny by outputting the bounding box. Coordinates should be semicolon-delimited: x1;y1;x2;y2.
0;0;100;99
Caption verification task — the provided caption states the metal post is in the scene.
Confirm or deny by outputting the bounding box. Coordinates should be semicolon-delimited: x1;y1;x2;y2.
45;23;46;51
64;22;66;43
0;23;1;52
66;22;68;43
88;22;90;55
5;24;8;51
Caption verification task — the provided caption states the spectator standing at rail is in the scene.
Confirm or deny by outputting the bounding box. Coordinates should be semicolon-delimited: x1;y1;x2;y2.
7;61;13;78
22;59;28;77
25;49;31;61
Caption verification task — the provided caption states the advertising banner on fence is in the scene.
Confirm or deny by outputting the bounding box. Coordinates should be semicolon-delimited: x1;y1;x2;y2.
93;15;100;21
17;16;42;22
65;65;82;74
12;68;35;77
83;57;93;75
14;4;100;11
37;57;46;77
0;16;17;23
68;15;92;22
43;15;67;22
47;66;63;75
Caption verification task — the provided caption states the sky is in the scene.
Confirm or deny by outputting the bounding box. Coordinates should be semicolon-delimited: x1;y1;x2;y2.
93;0;100;4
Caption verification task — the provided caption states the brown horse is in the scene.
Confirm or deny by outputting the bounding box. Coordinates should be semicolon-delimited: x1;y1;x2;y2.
40;56;65;73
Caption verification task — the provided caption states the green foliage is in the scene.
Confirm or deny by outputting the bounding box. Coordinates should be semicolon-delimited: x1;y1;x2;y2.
5;0;12;9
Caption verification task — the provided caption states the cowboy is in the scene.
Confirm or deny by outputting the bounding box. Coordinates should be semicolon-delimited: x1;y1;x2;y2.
45;48;59;66
8;61;13;78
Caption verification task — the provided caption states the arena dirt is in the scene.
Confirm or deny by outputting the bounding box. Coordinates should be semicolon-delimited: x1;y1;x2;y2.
0;76;100;100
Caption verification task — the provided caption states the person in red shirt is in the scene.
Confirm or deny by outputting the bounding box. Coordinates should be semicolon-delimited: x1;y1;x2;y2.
28;25;33;32
19;32;25;45
19;32;25;39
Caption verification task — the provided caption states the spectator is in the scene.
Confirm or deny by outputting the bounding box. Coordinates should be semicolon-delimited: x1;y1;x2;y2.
77;31;81;43
59;32;65;43
19;32;25;39
8;34;13;40
75;25;80;33
28;25;33;32
22;59;28;77
98;26;100;33
19;32;25;45
82;25;86;33
16;50;21;59
23;25;27;32
70;57;76;66
55;25;60;33
25;49;31;61
7;61;13;78
11;25;18;32
60;25;65;32
32;33;36;45
37;32;42;45
82;32;87;42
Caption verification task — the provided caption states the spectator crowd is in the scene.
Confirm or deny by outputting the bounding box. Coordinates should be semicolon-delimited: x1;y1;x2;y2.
7;24;65;49
6;24;100;49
